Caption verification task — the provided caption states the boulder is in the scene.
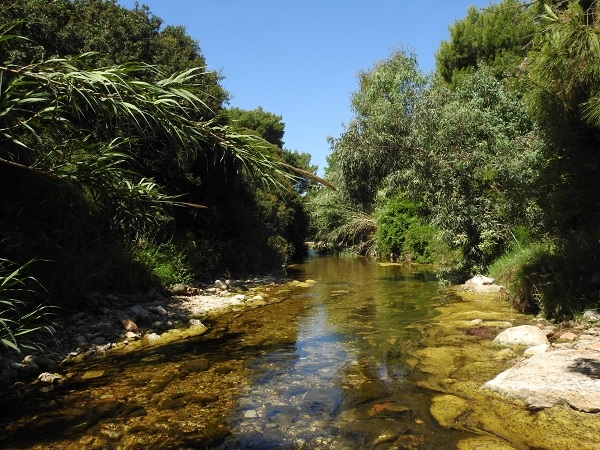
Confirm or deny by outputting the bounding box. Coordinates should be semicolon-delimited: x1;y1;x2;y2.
485;349;600;412
493;325;549;347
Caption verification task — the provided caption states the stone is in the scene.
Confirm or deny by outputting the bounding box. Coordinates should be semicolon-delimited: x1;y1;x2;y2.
523;344;549;356
525;396;554;411
559;332;577;341
430;394;470;428
20;362;40;376
485;349;600;413
131;305;152;324
145;333;161;345
214;279;228;290
38;372;64;384
583;309;600;321
116;311;138;332
170;283;188;295
181;358;211;372
493;325;549;347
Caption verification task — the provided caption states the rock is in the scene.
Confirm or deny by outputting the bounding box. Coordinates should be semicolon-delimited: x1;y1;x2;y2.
457;436;517;450
243;410;258;418
38;372;64;384
116;311;138;332
558;332;577;341
181;358;211;372
20;362;40;376
84;291;104;308
151;305;167;316
467;275;494;286
525;396;554;411
22;355;50;371
131;305;152;324
170;283;188;295
485;349;600;413
145;333;161;345
493;325;549;346
214;279;228;290
583;309;600;322
430;394;470;428
523;344;549;356
187;392;219;405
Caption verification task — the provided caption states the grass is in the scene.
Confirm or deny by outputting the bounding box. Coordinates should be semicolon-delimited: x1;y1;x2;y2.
0;259;56;354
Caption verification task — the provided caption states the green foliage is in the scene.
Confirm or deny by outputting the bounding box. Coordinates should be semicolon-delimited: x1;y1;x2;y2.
401;69;547;275
375;196;435;262
332;49;428;208
0;259;55;354
489;238;600;319
131;240;192;287
228;106;285;149
435;0;538;85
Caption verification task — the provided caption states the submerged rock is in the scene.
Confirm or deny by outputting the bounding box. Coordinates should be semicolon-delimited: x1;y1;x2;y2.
430;394;470;428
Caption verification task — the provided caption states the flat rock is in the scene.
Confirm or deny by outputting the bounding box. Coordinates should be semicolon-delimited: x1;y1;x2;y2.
485;349;600;412
430;394;470;428
493;325;548;347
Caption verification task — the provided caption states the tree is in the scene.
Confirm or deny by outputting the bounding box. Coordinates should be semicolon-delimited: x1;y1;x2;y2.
393;69;547;276
0;0;228;115
330;49;427;209
435;0;539;85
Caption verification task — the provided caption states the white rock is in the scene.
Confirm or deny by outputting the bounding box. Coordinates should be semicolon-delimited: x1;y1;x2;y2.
38;372;64;384
523;344;550;356
493;325;549;346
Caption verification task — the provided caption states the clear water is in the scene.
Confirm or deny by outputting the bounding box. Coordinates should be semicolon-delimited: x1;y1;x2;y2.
1;255;598;449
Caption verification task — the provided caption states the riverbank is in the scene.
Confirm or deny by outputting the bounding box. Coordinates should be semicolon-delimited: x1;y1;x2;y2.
0;274;313;389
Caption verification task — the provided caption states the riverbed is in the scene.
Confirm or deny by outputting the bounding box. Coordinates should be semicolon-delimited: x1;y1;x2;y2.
1;255;598;449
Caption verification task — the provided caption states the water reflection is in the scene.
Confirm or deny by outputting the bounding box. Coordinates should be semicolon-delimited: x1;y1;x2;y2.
221;256;443;449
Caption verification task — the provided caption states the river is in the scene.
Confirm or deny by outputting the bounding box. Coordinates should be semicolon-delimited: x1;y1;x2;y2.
1;255;598;449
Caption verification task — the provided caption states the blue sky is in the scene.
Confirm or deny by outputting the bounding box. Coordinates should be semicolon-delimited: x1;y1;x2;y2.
118;1;491;175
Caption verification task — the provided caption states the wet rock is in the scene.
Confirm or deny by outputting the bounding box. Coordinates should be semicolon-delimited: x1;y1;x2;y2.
430;394;470;428
22;355;50;371
457;436;517;449
157;397;185;411
493;325;549;347
181;358;211;372
187;392;219;405
214;279;228;290
20;362;40;376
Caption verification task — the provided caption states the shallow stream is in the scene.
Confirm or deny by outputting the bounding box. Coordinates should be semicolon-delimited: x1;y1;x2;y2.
1;255;598;449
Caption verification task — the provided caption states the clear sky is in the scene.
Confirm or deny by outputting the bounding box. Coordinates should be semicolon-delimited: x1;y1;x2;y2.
118;1;492;175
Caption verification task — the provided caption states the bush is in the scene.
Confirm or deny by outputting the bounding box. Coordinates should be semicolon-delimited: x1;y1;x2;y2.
375;196;435;262
489;236;600;319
